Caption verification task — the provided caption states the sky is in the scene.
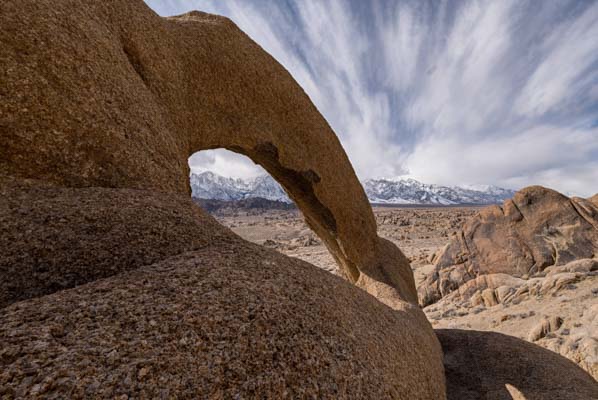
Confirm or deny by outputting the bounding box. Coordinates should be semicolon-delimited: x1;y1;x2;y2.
146;0;598;197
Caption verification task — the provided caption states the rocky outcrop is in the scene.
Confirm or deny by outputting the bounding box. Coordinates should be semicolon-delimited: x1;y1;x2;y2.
426;258;598;380
419;186;598;380
419;186;598;306
0;0;444;397
0;0;416;306
437;329;598;400
424;259;598;309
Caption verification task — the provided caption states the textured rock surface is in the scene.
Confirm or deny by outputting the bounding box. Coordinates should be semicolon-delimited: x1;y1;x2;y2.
419;186;598;306
426;259;598;380
437;329;598;400
0;178;235;308
0;0;416;305
0;240;444;399
0;0;444;397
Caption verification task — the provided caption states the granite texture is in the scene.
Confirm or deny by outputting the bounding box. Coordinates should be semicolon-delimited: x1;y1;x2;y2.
0;0;416;305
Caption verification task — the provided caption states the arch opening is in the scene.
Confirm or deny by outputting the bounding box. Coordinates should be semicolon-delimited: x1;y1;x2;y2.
188;148;349;278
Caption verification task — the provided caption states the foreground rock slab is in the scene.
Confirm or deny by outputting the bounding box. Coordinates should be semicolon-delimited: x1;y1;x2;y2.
0;240;443;399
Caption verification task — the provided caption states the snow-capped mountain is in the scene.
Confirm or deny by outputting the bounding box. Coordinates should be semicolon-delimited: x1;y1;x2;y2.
190;171;290;202
363;178;515;205
190;171;515;205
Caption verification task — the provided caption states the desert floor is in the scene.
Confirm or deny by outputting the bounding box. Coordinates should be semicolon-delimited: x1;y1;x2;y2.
215;205;479;284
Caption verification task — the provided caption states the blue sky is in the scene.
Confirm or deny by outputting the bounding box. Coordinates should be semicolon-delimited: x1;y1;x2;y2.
146;0;598;196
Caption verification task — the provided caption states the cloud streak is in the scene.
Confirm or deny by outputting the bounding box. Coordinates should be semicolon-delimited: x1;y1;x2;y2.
146;0;598;197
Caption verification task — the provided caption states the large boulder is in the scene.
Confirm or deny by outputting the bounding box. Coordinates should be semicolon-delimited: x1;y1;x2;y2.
419;186;598;306
0;234;444;399
0;177;236;308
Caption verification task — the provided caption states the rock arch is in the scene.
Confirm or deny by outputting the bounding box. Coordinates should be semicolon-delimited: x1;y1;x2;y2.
3;3;598;398
1;5;416;305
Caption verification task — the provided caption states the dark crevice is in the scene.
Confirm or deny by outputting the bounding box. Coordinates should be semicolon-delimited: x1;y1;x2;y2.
251;142;337;234
122;43;149;85
569;199;598;231
510;199;526;222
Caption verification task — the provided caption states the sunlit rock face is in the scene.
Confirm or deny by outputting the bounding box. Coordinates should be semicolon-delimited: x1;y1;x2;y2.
419;186;598;306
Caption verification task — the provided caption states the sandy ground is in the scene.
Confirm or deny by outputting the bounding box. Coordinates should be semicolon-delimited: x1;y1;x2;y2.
215;206;479;281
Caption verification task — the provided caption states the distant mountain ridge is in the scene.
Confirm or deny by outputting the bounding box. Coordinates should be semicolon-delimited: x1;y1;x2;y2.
190;171;516;205
363;178;515;205
190;171;289;203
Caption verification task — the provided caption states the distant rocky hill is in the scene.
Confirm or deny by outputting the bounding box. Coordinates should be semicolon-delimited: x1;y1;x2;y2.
193;197;295;213
191;171;516;205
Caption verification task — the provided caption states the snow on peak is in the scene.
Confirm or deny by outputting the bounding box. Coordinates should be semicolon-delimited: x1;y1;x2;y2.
190;171;515;205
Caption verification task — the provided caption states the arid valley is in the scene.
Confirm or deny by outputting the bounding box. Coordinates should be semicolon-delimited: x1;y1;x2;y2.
209;202;598;381
212;204;477;284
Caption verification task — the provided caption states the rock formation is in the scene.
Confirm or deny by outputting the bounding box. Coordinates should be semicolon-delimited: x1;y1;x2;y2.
426;259;598;379
420;185;598;379
0;0;416;307
419;186;598;306
0;0;444;397
0;220;444;398
2;0;597;398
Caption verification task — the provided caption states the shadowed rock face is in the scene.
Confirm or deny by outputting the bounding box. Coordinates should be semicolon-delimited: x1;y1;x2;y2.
437;329;598;400
0;0;444;397
0;178;235;308
0;218;445;398
0;0;416;306
419;186;598;306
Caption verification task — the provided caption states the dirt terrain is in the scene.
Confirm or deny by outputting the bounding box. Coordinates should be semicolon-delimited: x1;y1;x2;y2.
214;205;479;283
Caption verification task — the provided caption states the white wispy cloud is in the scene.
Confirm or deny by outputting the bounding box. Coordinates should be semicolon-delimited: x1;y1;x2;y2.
515;1;598;117
145;0;598;197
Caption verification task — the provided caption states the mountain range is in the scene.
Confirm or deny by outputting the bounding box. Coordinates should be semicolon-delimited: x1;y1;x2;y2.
190;171;516;205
